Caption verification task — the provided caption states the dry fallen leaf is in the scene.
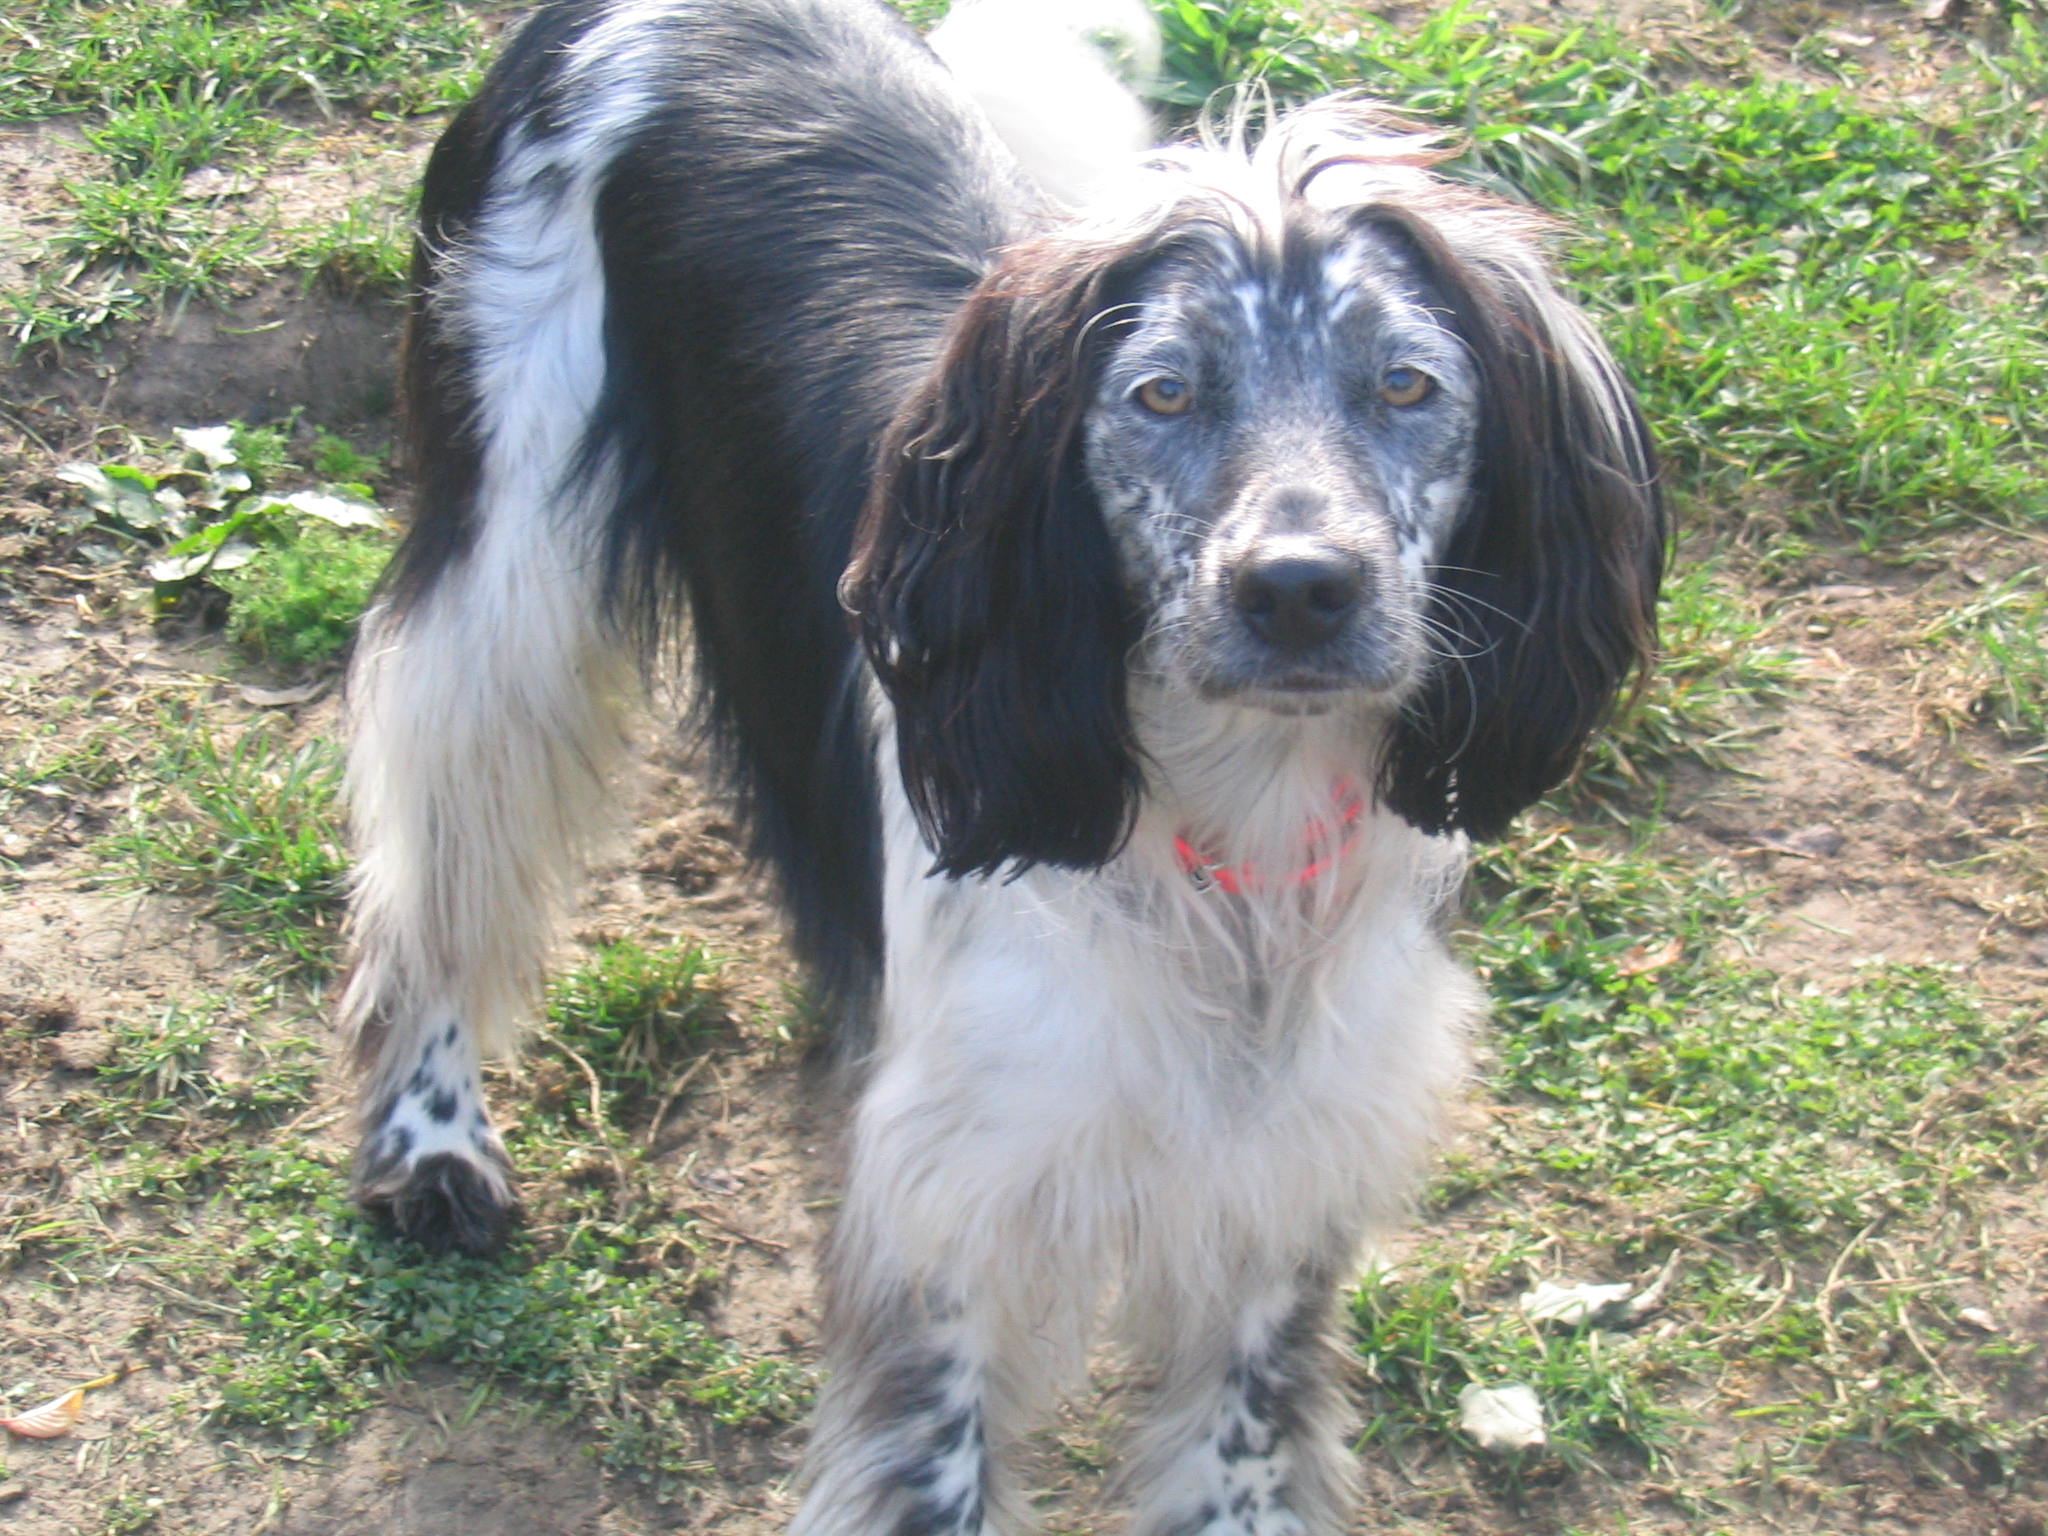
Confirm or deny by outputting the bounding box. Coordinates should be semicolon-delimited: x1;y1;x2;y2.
0;1366;141;1439
0;1387;87;1439
1617;936;1684;977
238;680;330;708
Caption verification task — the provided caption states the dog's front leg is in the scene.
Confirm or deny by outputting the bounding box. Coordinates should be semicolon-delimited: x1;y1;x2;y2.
791;1277;1009;1536
792;1049;1098;1535
1122;1261;1357;1536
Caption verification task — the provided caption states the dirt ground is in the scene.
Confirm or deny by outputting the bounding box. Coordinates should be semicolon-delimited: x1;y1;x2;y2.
2;1;2046;1532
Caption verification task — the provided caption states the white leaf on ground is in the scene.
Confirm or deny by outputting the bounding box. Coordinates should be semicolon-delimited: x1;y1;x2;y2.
57;463;160;527
173;425;239;467
1457;1382;1547;1452
1519;1278;1636;1328
240;680;330;708
147;539;257;584
279;489;387;529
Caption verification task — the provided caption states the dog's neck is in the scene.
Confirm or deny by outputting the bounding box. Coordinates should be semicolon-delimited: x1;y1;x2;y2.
1131;681;1389;832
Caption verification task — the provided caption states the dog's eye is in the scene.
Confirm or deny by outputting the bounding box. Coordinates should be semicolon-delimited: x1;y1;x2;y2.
1135;375;1194;416
1379;365;1435;408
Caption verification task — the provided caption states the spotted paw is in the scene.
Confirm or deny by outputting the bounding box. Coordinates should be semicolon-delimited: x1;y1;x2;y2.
356;1145;522;1256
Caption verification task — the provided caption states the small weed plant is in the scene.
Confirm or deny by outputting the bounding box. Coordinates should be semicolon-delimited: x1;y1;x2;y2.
217;522;390;672
58;424;394;671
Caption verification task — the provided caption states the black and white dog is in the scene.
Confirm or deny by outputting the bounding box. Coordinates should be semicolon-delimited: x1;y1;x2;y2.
339;0;1663;1527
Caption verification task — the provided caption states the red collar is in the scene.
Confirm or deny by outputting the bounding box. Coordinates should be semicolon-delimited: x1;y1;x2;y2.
1172;780;1365;895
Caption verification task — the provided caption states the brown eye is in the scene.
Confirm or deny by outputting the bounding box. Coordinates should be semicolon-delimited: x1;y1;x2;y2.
1136;375;1194;416
1379;365;1435;407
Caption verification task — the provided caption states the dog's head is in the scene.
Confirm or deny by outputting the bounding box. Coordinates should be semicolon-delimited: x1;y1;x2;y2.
844;104;1665;878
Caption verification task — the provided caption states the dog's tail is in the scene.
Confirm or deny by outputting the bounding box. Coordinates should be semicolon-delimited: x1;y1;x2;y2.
927;0;1159;206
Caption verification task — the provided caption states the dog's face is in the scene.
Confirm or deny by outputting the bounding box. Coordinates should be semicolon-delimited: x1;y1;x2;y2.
1085;216;1480;713
850;113;1665;875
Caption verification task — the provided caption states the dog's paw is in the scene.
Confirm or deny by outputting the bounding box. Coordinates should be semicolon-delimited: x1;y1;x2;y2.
354;1126;521;1257
360;1149;524;1256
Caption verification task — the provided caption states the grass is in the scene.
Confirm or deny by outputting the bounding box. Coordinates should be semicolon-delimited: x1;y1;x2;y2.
82;81;284;182
0;0;483;121
0;700;137;816
72;1001;322;1138
61;171;274;304
1351;825;2048;1482
0;0;457;348
1916;571;2048;761
217;521;390;671
291;193;415;294
202;1145;806;1479
1581;558;1799;792
105;715;349;977
1354;1252;1681;1471
13;938;803;1490
546;939;730;1106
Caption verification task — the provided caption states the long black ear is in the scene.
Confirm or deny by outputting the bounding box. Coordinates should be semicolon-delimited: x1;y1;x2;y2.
1362;203;1667;841
842;231;1161;879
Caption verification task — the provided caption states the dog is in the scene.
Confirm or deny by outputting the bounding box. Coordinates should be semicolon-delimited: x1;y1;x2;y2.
337;0;1664;1528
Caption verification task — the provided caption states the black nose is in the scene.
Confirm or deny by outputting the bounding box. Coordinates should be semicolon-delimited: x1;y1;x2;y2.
1230;545;1365;651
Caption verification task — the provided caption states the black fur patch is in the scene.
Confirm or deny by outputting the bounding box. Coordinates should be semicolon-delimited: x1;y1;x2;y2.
893;1487;984;1536
361;1151;521;1257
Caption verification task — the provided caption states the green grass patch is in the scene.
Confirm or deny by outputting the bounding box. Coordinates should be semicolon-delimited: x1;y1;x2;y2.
60;169;272;301
545;940;730;1109
1474;832;2026;1243
1150;0;1331;108
104;716;348;976
1351;824;2048;1484
217;521;390;672
288;189;416;296
1916;570;2048;760
173;943;791;1483
52;959;798;1487
74;1001;321;1138
0;0;484;121
203;1150;805;1477
34;932;801;1486
1581;558;1798;793
2;0;474;346
83;81;284;182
